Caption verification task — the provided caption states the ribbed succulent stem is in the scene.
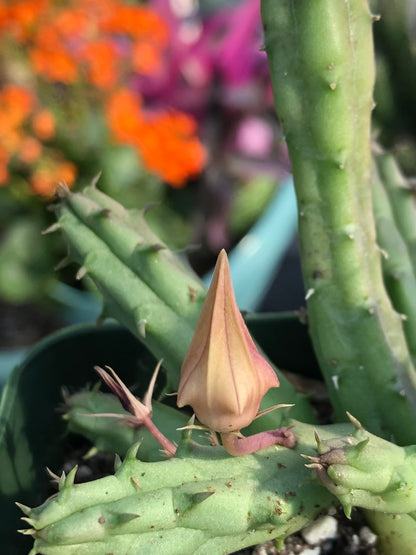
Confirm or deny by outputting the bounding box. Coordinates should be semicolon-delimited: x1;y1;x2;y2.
363;510;416;555
374;151;416;278
55;196;195;387
261;0;416;444
20;418;416;554
79;182;207;324
306;413;416;516
371;160;416;361
20;420;354;555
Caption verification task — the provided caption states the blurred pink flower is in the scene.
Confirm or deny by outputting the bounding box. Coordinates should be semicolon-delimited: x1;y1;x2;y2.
135;0;271;115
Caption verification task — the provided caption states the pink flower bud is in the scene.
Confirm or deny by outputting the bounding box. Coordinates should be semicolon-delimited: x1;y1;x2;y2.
177;249;279;432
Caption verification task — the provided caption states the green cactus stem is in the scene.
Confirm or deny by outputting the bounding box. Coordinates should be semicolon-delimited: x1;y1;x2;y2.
371;159;416;361
305;414;416;517
261;0;416;444
74;179;207;325
53;188;196;388
371;0;416;139
19;420;358;555
374;150;416;278
363;510;416;555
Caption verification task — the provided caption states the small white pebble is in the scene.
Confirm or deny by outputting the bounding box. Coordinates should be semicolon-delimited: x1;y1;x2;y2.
351;534;360;546
360;525;377;546
252;547;268;555
301;515;338;545
305;288;315;300
301;548;321;555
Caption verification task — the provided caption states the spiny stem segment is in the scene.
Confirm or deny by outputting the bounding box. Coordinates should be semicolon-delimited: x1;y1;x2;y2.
54;183;204;388
261;0;416;444
371;157;416;362
17;420;356;554
374;149;416;279
305;414;416;517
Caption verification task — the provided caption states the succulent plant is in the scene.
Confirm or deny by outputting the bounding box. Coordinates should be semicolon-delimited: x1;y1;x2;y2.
16;1;416;554
50;181;315;425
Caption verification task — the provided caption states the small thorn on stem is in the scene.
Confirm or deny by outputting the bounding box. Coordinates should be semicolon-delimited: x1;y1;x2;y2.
41;222;61;235
138;319;147;338
76;266;87;280
91;171;102;187
346;412;363;429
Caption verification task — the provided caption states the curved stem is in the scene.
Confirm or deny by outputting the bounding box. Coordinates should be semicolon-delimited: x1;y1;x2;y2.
220;427;296;456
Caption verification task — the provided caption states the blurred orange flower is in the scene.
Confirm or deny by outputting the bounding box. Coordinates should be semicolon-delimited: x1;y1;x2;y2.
0;85;36;184
82;40;119;90
0;84;75;193
132;41;163;75
30;27;79;83
0;85;34;131
105;89;144;144
106;88;205;187
0;0;50;41
30;158;77;196
0;147;10;186
0;0;205;190
18;137;43;165
32;109;55;141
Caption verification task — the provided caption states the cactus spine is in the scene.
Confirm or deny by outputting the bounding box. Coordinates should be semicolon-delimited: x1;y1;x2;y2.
261;0;416;444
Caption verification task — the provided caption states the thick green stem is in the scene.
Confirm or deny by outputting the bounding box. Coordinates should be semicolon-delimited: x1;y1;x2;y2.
364;511;416;555
76;183;207;325
20;420;351;555
371;0;416;140
261;0;416;444
375;151;416;278
306;414;416;516
20;418;416;554
371;160;416;361
55;202;195;387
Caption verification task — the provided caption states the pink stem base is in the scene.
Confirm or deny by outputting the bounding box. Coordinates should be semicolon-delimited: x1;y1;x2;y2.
144;416;177;456
220;427;296;456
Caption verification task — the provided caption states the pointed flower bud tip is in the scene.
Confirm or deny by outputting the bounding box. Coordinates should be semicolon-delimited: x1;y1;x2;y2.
177;249;279;432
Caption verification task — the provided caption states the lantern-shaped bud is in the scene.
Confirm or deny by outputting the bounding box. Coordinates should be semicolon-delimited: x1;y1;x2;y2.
177;249;279;433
